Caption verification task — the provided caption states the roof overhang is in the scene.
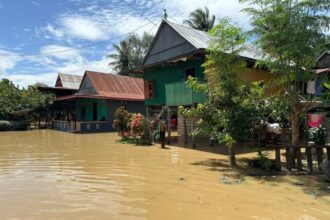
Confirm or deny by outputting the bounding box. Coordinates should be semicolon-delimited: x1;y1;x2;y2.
55;94;144;102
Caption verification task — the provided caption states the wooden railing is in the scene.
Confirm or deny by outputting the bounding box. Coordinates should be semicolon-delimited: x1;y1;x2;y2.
269;143;330;171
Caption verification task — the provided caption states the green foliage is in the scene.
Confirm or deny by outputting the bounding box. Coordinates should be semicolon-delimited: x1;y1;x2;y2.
108;32;154;75
256;151;272;170
240;0;330;145
113;106;130;134
140;117;153;145
0;79;54;126
181;18;270;147
309;125;327;145
184;6;215;31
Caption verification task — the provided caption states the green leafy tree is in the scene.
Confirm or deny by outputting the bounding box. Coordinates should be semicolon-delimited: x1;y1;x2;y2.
108;32;153;75
184;6;216;31
180;18;270;165
240;0;330;146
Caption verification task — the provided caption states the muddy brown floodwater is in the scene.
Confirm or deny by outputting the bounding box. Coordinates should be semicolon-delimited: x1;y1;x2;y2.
0;130;329;220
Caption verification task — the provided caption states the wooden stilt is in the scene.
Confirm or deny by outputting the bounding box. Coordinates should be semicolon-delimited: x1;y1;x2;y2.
167;107;171;144
191;115;196;148
291;147;296;169
316;148;323;169
306;147;313;171
286;147;292;171
275;148;281;170
296;147;302;171
326;147;330;160
183;117;188;145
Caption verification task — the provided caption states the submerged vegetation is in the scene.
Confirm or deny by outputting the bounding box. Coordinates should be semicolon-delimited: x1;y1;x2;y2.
113;106;152;145
0;79;54;130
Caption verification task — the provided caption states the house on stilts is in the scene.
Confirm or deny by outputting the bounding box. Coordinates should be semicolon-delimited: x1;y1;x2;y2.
139;20;273;137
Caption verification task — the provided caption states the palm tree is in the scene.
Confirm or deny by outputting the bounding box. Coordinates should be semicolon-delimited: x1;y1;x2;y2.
108;32;154;75
184;6;215;32
108;41;131;76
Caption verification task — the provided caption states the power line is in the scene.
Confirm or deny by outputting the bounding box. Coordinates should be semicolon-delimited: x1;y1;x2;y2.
121;0;160;27
4;20;156;58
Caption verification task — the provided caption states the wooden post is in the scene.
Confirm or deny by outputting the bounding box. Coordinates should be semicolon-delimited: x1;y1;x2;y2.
291;147;296;169
295;147;302;171
146;106;150;118
191;115;196;148
326;147;330;160
306;147;313;171
285;147;292;171
275;147;281;170
316;147;324;169
167;107;171;144
183;116;188;145
228;144;236;166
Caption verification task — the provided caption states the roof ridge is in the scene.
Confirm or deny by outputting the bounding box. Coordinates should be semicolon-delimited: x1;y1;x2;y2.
58;72;83;78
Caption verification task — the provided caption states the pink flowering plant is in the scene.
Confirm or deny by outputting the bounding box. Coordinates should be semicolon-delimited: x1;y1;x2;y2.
129;113;144;137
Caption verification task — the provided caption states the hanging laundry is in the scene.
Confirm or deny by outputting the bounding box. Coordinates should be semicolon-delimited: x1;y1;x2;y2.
307;80;316;94
307;114;323;128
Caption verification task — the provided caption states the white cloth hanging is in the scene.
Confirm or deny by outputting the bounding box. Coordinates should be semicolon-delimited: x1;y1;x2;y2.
307;80;316;94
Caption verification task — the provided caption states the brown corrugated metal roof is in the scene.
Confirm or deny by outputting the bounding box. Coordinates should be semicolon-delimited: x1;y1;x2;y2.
80;71;145;101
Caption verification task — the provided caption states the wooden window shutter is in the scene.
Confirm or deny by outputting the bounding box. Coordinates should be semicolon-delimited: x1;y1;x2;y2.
144;80;151;99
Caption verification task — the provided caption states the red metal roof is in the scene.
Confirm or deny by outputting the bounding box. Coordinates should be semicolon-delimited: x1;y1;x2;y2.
56;71;145;101
85;71;145;100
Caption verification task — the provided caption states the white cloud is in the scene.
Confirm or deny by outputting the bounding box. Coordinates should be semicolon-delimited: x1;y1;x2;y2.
4;72;57;88
0;49;22;75
40;45;81;60
60;16;108;41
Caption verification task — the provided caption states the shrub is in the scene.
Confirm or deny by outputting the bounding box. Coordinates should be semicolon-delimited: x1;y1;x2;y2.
140;117;152;145
113;106;130;135
130;113;143;137
309;125;327;145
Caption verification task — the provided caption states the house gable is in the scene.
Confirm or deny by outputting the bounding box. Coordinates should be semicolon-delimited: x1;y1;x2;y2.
78;73;97;95
144;22;197;66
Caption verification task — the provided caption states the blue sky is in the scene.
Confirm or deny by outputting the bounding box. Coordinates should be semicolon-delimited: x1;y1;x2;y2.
0;0;250;87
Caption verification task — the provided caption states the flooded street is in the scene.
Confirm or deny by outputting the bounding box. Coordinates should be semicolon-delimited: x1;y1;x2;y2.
0;130;329;220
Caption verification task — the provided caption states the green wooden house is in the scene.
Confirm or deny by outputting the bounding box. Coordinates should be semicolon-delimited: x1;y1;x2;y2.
141;20;272;118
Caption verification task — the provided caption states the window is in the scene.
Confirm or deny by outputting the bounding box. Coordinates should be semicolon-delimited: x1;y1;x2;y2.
185;68;196;79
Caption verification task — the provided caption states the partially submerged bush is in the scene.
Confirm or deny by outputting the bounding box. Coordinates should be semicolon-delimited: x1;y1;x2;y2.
113;106;130;135
0;121;10;131
0;120;29;131
309;125;327;145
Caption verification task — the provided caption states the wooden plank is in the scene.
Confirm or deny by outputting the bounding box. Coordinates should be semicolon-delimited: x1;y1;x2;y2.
306;148;313;171
275;148;281;170
296;148;302;171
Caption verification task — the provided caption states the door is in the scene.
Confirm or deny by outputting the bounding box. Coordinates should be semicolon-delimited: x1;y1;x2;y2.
92;102;98;121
